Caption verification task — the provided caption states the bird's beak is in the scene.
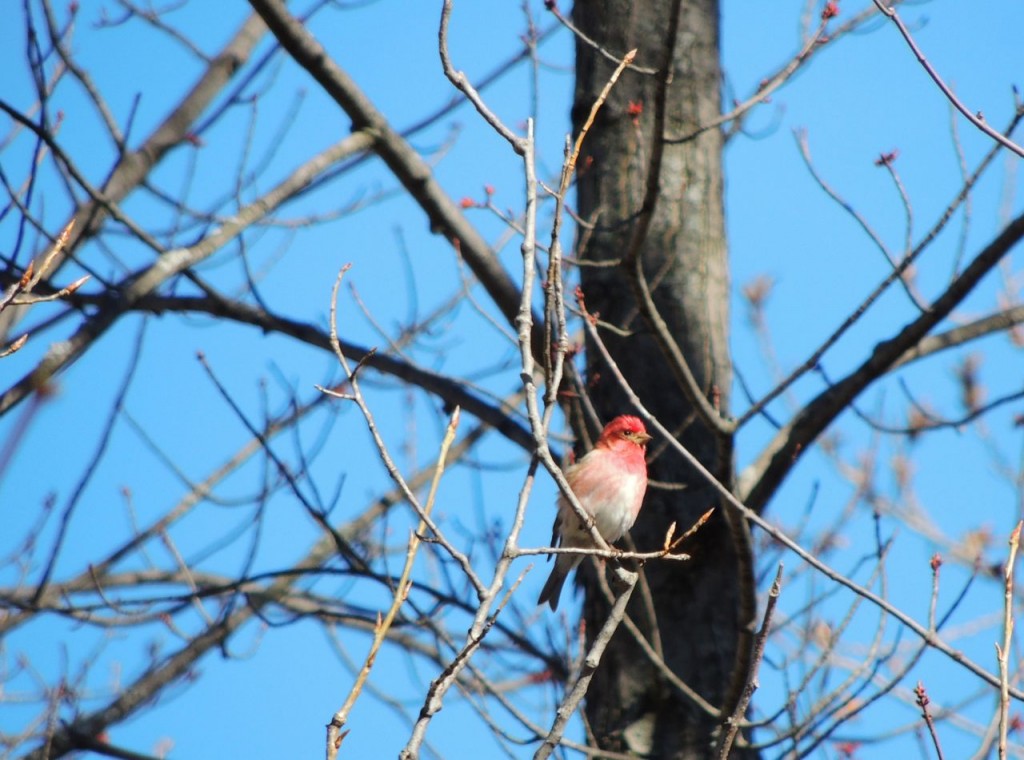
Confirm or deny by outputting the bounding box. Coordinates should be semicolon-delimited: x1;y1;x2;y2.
635;432;653;445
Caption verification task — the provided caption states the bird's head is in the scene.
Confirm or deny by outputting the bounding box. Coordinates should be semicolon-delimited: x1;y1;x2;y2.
597;415;653;449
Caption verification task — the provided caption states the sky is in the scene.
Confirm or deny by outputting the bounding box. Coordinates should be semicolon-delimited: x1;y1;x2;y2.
1;0;1023;758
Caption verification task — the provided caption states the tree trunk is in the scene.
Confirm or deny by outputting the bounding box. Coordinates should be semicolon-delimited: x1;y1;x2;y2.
573;0;755;756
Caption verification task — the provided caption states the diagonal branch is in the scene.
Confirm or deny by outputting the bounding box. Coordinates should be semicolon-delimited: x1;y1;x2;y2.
735;103;1024;429
22;612;254;760
247;0;538;358
0;11;268;340
100;290;536;453
739;210;1024;511
582;307;1024;701
892;305;1024;369
0;131;373;417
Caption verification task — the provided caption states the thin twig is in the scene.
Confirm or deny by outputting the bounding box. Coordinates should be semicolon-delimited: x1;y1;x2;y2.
12;274;89;305
873;0;1024;158
997;521;1022;758
398;114;538;759
669;20;827;144
716;564;784;758
915;682;946;760
534;569;638;759
320;266;482;592
438;0;525;153
513;545;688;562
539;47;635;427
326;408;461;760
793;129;923;309
0;220;79;349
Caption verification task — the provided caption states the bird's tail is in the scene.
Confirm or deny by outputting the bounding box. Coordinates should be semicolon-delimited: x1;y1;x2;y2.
537;555;580;611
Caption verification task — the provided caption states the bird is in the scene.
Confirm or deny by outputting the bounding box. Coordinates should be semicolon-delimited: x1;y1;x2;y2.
538;415;652;611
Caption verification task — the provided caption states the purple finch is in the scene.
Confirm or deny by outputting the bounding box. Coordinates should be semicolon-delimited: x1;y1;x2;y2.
538;415;652;611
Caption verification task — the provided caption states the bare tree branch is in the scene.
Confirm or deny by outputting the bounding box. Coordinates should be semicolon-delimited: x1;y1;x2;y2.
740;211;1024;511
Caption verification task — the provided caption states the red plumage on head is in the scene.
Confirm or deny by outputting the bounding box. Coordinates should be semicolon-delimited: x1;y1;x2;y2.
599;415;645;436
595;415;651;448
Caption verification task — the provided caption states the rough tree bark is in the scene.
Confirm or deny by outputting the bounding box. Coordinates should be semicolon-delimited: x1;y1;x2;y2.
573;0;756;756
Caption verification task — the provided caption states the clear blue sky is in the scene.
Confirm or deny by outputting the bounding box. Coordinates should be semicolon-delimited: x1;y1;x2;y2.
1;1;1023;757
